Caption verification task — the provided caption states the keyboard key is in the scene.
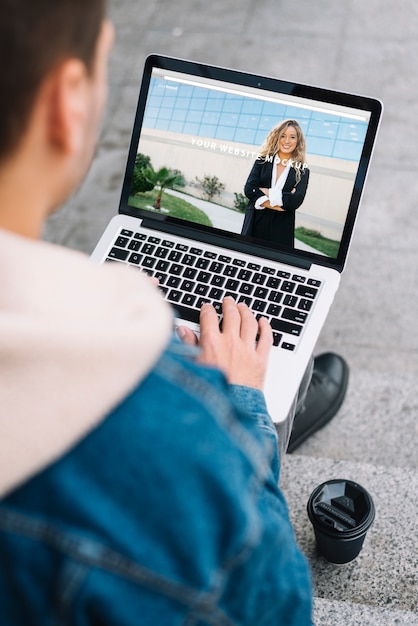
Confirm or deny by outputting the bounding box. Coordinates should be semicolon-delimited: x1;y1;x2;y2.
283;295;298;307
272;332;282;347
183;267;197;279
156;260;169;272
219;255;231;263
248;263;261;271
190;247;203;255
176;243;188;252
169;264;183;276
254;287;268;299
262;266;276;275
281;281;296;293
148;237;160;244
238;295;253;307
128;240;141;251
134;232;146;240
268;291;283;303
308;278;322;287
167;276;181;289
182;293;196;307
142;256;156;269
296;285;318;299
209;287;224;300
121;229;134;237
195;283;209;296
167;276;181;288
281;342;295;351
115;236;129;248
168;250;183;262
142;243;155;255
211;275;225;288
298;298;313;312
128;253;142;265
253;300;267;313
277;270;291;279
252;273;266;285
155;247;169;259
154;272;167;285
267;304;281;317
108;247;129;261
270;319;303;336
233;259;246;267
172;304;200;324
238;269;252;281
282;308;308;324
266;277;281;289
196;258;210;269
162;240;175;248
168;290;182;303
239;283;254;296
181;280;195;292
292;274;306;283
209;261;224;273
204;251;217;259
197;271;211;283
196;297;210;308
225;279;239;291
183;254;196;266
224;265;238;277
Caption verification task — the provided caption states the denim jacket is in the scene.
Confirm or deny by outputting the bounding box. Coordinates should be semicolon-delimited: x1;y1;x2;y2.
0;339;312;625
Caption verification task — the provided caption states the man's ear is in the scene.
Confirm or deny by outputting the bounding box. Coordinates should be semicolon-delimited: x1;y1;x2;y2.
46;59;90;156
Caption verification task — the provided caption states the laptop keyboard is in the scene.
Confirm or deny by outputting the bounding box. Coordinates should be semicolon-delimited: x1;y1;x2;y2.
105;228;322;352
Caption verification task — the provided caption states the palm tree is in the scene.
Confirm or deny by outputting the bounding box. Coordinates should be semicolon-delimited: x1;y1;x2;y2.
143;166;185;210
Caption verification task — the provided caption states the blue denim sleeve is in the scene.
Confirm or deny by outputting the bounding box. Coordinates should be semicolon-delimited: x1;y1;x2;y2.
228;384;281;481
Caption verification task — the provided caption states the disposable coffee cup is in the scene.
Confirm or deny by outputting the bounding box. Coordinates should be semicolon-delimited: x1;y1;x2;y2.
307;479;375;564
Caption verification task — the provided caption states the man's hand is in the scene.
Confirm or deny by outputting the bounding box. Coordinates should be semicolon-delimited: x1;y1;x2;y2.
178;297;272;390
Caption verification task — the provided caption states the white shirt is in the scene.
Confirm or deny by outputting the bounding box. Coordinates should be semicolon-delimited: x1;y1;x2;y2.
255;156;291;210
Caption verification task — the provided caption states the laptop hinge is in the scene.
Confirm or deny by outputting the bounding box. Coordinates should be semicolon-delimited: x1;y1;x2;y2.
139;217;312;271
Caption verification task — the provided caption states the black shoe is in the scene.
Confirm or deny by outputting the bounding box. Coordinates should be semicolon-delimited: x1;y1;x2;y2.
287;353;349;454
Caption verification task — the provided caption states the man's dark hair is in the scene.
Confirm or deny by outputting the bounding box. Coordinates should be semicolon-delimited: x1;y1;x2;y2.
0;0;107;162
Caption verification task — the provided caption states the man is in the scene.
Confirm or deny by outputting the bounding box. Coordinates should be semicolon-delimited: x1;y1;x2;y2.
0;1;348;623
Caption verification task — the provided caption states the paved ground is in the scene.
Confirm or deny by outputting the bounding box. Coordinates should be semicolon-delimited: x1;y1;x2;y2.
44;0;418;471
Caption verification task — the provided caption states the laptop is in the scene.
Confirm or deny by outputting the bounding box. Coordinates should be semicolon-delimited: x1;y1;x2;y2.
91;54;382;423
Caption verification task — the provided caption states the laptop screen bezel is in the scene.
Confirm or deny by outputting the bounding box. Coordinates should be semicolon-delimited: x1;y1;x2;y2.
118;54;382;273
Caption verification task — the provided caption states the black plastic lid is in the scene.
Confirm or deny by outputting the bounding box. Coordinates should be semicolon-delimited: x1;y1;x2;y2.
307;479;375;538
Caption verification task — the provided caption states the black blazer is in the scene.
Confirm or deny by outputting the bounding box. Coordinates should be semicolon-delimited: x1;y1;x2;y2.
241;158;310;245
244;157;309;212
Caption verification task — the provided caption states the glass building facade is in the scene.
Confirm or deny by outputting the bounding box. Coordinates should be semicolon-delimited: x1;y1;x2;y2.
143;78;368;162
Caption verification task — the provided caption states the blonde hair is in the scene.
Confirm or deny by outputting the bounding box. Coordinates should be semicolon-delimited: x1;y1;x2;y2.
259;119;307;183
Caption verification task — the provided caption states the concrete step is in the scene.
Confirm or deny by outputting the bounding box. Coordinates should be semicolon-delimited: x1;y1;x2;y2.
280;455;418;620
290;359;418;472
314;598;418;626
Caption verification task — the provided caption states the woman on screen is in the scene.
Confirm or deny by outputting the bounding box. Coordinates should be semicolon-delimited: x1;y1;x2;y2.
242;119;310;249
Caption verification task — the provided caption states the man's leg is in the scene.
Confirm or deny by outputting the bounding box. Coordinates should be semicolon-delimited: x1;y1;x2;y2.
275;353;349;459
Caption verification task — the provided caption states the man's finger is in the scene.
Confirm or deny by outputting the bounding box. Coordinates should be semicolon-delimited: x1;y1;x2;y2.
220;296;241;335
237;302;258;342
177;325;199;346
199;302;221;338
256;316;273;357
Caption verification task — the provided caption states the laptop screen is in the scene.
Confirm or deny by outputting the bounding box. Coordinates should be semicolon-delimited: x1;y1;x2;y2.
120;55;382;271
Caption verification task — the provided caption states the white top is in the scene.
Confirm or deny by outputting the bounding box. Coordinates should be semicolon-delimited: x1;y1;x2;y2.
255;156;291;210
